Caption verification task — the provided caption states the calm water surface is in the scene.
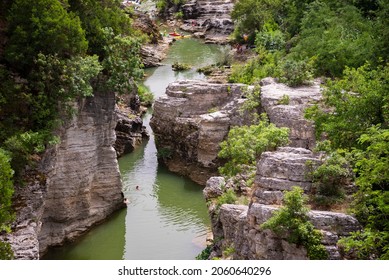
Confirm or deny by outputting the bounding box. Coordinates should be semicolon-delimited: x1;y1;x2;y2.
44;38;226;260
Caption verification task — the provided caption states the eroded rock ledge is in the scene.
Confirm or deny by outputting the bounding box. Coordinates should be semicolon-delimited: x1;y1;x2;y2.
150;80;250;185
204;177;360;260
202;78;360;259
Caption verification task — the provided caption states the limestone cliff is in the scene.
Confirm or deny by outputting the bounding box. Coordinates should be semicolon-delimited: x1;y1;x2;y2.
152;77;360;259
204;177;360;260
3;91;125;259
202;79;360;259
150;80;250;185
180;0;235;44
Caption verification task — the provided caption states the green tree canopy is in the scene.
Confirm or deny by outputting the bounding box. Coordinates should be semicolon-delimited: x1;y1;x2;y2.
5;0;88;73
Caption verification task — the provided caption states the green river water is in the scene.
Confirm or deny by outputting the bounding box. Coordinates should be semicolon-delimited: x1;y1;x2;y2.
44;38;227;260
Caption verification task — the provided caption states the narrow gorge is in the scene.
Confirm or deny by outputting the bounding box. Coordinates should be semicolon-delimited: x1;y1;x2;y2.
2;0;385;261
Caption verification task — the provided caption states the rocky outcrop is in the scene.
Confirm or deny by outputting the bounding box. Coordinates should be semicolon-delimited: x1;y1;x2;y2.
3;91;125;259
1;177;46;260
140;36;173;68
201;78;361;259
252;147;321;205
180;0;235;44
114;108;148;157
260;77;322;150
150;80;250;185
131;9;173;67
38;91;125;255
204;179;361;260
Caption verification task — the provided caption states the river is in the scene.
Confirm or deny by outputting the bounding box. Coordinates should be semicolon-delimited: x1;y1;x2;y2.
43;38;227;260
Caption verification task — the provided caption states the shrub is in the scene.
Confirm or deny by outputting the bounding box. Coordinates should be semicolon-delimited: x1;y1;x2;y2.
218;114;289;177
338;127;389;259
277;94;290;105
261;186;328;259
0;148;14;233
305;63;389;150
306;145;353;208
229;49;282;85
255;22;286;52
239;85;261;118
216;189;237;209
0;241;14;260
196;244;212;260
137;84;154;106
279;57;314;87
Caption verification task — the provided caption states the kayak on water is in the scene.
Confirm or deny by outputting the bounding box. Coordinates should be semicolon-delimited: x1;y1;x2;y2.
169;32;182;37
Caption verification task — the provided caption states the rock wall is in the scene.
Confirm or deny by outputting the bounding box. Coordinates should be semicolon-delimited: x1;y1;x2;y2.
3;91;125;259
202;78;361;260
114;108;148;158
38;91;124;255
180;0;235;44
150;80;249;185
204;178;361;260
260;77;322;150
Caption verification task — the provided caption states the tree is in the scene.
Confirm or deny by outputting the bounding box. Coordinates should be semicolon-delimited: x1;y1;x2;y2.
101;28;143;95
289;1;375;77
0;149;14;233
305;63;389;149
68;0;133;57
338;127;389;259
5;0;88;73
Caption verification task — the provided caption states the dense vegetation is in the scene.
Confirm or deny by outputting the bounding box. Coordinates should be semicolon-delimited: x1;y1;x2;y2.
218;114;289;177
0;0;144;259
229;0;389;259
230;0;388;83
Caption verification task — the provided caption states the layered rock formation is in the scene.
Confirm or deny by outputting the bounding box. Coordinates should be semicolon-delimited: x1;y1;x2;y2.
260;77;322;149
150;80;250;185
114;107;148;158
38;91;125;255
201;78;360;259
3;91;125;259
180;0;235;44
204;177;360;260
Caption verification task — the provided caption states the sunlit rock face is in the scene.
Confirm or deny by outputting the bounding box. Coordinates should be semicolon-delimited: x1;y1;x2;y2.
260;77;322;150
201;78;360;260
181;0;235;44
150;80;249;185
37;91;125;255
204;178;361;260
3;91;125;259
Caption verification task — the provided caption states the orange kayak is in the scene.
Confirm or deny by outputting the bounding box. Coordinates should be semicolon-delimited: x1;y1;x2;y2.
169;32;182;37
